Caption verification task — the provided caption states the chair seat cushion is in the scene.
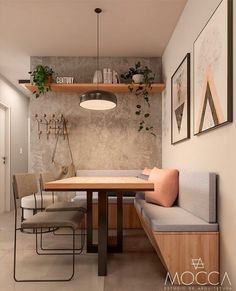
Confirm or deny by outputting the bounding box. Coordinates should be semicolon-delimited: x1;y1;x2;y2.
21;211;83;230
46;201;87;212
134;196;218;232
21;194;58;209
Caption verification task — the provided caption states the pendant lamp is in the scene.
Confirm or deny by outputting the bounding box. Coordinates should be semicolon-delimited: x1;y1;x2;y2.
80;8;117;110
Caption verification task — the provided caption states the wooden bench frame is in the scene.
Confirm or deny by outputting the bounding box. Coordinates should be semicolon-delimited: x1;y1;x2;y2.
92;202;142;229
136;209;220;285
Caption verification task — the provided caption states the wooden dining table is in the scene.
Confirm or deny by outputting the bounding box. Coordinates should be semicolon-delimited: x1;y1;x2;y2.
45;176;154;276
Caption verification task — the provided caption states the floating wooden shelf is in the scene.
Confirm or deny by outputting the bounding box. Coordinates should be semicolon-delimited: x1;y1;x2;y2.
21;82;165;94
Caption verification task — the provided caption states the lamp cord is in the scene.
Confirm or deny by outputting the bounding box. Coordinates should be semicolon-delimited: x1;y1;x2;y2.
96;11;99;89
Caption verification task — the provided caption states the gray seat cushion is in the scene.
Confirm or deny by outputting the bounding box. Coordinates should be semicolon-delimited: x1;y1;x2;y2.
141;201;218;232
21;211;83;230
73;194;134;204
107;196;134;204
134;192;146;213
134;194;218;232
46;201;87;212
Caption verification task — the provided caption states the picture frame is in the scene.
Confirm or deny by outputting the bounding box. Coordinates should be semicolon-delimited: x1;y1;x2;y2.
171;53;190;145
193;0;233;135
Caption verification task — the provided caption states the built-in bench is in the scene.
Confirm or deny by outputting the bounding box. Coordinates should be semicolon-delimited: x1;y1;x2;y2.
134;170;219;285
73;170;143;229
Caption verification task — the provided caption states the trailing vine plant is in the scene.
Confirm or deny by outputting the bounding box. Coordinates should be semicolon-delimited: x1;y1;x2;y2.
29;65;54;98
121;62;156;136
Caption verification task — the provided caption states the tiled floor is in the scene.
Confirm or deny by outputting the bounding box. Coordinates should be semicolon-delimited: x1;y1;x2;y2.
0;211;216;291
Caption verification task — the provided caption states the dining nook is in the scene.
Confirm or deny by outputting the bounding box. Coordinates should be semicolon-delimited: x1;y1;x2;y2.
0;0;235;290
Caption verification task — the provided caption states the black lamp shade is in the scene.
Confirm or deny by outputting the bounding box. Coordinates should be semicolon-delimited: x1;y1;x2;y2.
80;90;117;110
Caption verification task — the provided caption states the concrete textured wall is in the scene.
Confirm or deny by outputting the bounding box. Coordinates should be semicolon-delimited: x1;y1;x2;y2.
29;57;162;175
162;0;236;285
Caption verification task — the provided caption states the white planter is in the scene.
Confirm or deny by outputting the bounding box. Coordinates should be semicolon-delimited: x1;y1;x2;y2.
132;74;144;84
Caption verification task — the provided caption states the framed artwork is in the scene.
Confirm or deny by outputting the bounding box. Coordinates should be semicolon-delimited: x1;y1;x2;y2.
171;53;190;145
193;0;233;135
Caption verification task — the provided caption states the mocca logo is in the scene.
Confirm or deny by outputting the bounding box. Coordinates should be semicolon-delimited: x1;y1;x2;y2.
164;258;232;287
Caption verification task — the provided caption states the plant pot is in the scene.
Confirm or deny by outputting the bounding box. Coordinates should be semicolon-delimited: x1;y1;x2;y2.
45;75;53;85
132;74;144;84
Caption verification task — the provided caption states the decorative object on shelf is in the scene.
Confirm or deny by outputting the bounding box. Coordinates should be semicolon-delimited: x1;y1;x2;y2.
92;70;103;84
121;62;156;136
193;0;233;135
112;70;120;84
103;68;113;83
80;8;117;111
34;113;68;139
29;65;54;98
56;77;74;84
171;53;190;145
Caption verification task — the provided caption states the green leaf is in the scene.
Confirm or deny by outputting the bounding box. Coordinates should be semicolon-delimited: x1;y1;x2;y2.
138;126;143;132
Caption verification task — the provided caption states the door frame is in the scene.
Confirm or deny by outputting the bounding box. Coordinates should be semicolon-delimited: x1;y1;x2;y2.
0;102;11;212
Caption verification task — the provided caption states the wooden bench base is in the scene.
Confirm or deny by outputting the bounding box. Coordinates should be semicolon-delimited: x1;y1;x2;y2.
136;209;220;285
92;203;142;229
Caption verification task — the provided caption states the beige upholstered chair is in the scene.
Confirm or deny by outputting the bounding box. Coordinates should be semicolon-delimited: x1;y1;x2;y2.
13;173;83;282
20;172;58;223
39;172;87;213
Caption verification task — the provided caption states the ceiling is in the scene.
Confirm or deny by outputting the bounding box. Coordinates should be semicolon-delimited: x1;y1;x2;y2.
0;0;187;95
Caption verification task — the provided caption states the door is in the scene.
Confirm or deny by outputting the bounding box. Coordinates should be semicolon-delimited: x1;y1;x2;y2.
0;106;6;213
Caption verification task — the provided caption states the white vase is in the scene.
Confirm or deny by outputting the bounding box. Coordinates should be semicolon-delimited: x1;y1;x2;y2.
93;70;103;83
132;74;144;84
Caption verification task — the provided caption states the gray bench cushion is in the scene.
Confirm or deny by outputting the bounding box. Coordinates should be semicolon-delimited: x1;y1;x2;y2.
73;194;134;204
134;192;145;213
46;201;87;212
134;195;218;232
178;171;217;223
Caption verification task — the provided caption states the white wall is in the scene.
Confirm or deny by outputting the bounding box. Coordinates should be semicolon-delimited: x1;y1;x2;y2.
162;0;236;286
0;74;29;209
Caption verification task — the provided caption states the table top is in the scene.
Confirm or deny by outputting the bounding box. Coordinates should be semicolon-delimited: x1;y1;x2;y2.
45;176;154;191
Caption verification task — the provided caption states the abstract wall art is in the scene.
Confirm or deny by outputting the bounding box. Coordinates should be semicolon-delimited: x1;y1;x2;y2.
193;0;233;135
171;53;190;144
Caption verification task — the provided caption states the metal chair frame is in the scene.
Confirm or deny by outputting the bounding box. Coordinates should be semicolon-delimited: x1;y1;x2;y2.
13;181;76;282
39;173;87;241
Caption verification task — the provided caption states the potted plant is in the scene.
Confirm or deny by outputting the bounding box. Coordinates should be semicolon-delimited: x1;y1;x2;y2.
121;62;156;136
29;65;54;98
121;61;143;83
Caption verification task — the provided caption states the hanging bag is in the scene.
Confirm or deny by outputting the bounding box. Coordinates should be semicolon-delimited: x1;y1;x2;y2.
51;119;76;180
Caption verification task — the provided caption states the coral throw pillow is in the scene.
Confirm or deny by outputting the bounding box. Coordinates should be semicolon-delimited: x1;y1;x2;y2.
145;167;179;207
142;167;152;175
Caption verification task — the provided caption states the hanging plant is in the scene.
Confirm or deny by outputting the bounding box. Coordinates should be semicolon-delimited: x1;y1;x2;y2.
29;65;54;98
121;62;156;136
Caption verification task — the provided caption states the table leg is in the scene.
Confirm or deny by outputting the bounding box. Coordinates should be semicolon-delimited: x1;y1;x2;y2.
98;191;108;276
86;190;97;253
107;191;123;253
116;191;123;252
